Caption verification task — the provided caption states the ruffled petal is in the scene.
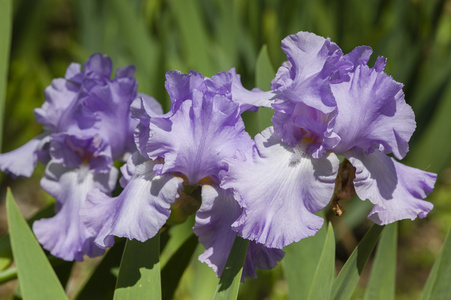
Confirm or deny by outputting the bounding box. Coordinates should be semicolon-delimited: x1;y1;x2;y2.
34;78;80;131
33;161;117;261
348;150;436;224
131;96;169;159
83;53;112;79
0;134;50;178
80;76;138;159
331;64;415;159
193;184;283;278
227;68;276;110
193;185;241;276
144;92;253;184
222;127;339;249
81;158;183;248
49;133;113;173
242;242;285;279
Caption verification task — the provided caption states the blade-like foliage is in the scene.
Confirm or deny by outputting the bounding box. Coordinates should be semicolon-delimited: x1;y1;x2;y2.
242;45;275;137
114;235;161;300
75;240;126;300
331;225;384;300
213;236;249;300
282;215;327;300
162;233;198;300
420;225;451;300
364;222;397;300
0;0;12;147
307;223;335;300
6;189;67;300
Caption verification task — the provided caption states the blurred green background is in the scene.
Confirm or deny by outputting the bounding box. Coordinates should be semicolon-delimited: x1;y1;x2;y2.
1;0;451;299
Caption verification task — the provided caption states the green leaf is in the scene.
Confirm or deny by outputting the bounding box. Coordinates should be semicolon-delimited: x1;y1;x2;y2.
6;189;67;300
241;45;275;137
307;223;335;300
75;240;125;300
213;236;249;300
364;222;397;300
420;225;451;300
0;203;55;272
282;214;327;300
331;224;384;300
0;0;12;147
255;45;275;90
114;235;161;300
161;233;198;300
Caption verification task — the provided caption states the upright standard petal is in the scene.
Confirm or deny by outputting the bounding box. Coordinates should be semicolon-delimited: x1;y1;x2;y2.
32;161;117;261
142;91;253;184
0;134;49;178
331;64;415;159
81;157;183;248
193;184;284;278
222;127;339;249
348;150;436;225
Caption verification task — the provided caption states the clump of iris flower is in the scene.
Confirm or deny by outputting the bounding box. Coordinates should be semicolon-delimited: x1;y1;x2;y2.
222;31;437;249
0;54;162;260
81;70;284;278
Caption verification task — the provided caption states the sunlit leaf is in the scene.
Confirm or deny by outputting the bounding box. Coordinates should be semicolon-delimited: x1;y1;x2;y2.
114;235;161;300
6;189;67;300
331;224;383;300
420;225;451;300
75;240;125;300
213;236;249;300
364;222;397;300
307;223;335;300
0;0;12;147
282;214;327;300
162;233;198;300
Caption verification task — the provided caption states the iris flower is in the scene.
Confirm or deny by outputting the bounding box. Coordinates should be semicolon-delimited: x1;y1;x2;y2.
0;54;162;260
222;31;437;249
81;70;283;278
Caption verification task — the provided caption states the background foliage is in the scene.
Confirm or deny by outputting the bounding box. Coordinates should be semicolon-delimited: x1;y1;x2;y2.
1;0;451;299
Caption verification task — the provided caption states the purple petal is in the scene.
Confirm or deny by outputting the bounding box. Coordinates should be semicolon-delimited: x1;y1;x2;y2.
193;185;242;276
143;92;253;184
80;77;138;159
33;161;117;261
34;78;80;131
49;133;113;173
343;46;373;71
348;150;436;225
331;64;415;159
164;70;206;112
222;127;339;249
83;53;112;79
81;158;183;248
242;242;285;279
0;134;50;178
227;68;276;110
193;184;283;278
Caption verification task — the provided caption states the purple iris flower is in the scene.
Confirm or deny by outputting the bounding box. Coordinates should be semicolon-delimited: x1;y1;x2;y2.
81;70;283;278
222;31;436;249
0;54;162;260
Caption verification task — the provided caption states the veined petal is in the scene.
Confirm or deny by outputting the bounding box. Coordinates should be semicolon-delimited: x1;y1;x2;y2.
242;242;285;279
0;134;50;178
227;68;276;110
348;150;436;224
222;127;339;249
331;64;415;159
145;92;253;184
33;161;117;261
81;159;183;248
193;184;284;278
